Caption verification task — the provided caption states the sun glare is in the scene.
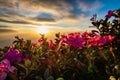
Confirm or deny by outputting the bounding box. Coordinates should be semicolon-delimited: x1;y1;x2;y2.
37;27;48;34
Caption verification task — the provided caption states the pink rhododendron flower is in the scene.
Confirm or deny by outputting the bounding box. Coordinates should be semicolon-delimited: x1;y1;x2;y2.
82;31;115;48
105;10;114;18
87;35;99;47
47;40;56;50
74;32;80;37
70;32;80;38
82;31;89;38
59;32;115;49
31;43;37;47
97;35;114;47
103;35;115;43
0;59;16;80
82;31;98;47
1;59;11;69
61;32;84;49
67;36;84;49
4;48;22;63
61;34;67;42
87;35;115;47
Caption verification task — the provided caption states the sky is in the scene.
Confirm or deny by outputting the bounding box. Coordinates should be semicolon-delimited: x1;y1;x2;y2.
0;0;120;47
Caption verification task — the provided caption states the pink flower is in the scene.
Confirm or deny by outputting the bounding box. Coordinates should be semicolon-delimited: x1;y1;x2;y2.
59;32;115;49
105;10;114;18
87;35;115;47
31;43;37;47
102;35;115;44
87;35;100;47
61;32;84;49
1;59;11;69
4;48;22;63
47;40;56;50
0;59;16;80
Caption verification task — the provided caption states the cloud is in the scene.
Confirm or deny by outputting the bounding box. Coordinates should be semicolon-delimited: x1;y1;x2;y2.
78;0;104;12
0;0;16;9
0;12;56;27
0;0;73;18
0;18;30;24
0;28;16;33
0;25;10;28
52;14;89;27
17;0;73;17
62;14;86;23
0;0;74;22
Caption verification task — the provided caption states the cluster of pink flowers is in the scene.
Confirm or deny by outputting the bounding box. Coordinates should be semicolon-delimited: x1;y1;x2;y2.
4;47;22;63
87;35;114;47
0;59;16;80
60;32;115;49
83;31;115;48
47;40;56;50
61;32;84;49
31;38;56;50
31;31;115;51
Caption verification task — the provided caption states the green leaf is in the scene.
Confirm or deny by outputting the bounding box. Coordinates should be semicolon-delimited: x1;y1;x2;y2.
56;77;64;80
44;68;50;79
46;76;54;80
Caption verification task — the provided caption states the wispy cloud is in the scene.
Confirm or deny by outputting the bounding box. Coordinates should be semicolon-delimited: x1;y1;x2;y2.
0;25;10;28
0;13;55;25
18;0;73;17
0;0;73;18
78;0;104;12
0;28;16;33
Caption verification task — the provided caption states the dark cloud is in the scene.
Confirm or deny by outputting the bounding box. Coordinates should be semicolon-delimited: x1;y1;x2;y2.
0;0;14;8
30;17;55;22
0;18;30;24
0;25;10;28
0;0;73;17
0;28;16;33
0;0;17;14
0;0;72;17
18;0;73;18
0;13;55;26
20;0;72;12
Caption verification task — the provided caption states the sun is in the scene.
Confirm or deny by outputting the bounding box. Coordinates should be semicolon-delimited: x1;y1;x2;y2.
37;27;49;34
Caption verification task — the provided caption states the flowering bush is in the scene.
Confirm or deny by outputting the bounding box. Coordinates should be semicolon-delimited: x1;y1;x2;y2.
0;8;120;80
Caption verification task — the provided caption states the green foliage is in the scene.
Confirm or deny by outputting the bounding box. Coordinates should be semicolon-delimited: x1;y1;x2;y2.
91;8;120;80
